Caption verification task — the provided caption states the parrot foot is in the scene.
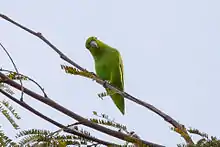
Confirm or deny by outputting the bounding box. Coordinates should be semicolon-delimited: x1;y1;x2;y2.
103;80;109;88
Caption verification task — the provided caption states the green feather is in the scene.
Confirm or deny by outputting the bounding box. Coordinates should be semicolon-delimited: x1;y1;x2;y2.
85;36;125;115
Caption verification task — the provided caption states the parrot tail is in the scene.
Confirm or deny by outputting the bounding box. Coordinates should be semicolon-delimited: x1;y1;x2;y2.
107;89;125;115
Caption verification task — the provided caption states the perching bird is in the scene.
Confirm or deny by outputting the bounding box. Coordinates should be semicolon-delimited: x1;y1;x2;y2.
85;36;125;115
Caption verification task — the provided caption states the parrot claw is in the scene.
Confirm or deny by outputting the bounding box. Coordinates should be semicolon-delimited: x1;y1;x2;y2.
103;80;109;88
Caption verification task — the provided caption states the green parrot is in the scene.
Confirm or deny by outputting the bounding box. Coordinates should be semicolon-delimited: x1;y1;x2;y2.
85;36;125;115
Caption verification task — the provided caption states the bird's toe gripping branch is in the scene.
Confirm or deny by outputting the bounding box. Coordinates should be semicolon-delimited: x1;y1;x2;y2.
103;80;109;89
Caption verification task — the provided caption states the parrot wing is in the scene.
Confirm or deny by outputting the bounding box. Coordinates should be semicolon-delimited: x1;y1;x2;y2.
108;52;125;114
119;54;124;90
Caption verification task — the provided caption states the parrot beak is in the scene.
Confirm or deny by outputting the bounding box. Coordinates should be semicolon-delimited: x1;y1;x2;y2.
90;41;98;48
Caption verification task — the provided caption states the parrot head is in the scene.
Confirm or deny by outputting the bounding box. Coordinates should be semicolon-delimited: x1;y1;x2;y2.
85;36;106;57
85;36;99;49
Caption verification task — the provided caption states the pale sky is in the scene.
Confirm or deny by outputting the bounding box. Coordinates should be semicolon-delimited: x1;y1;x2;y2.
1;1;220;146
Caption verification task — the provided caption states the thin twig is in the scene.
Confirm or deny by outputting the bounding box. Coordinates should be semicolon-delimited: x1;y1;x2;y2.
50;122;82;136
0;89;115;146
0;13;193;144
0;72;164;147
0;42;24;101
0;68;48;97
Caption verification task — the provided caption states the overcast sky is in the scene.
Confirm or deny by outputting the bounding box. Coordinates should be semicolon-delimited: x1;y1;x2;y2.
1;1;220;146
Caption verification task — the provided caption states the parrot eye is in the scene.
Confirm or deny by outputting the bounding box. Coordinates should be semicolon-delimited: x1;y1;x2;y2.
90;40;98;48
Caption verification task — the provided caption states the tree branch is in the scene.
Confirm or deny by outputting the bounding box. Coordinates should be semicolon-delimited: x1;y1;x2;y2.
0;89;116;146
0;68;48;98
0;13;194;145
1;13;194;145
0;42;24;100
0;72;164;147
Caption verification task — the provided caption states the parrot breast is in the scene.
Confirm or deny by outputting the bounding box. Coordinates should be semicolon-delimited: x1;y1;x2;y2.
95;60;111;81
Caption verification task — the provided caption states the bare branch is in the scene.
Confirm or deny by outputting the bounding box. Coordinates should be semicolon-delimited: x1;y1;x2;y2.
0;72;164;147
50;122;82;136
0;42;24;101
0;68;48;97
0;89;116;146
